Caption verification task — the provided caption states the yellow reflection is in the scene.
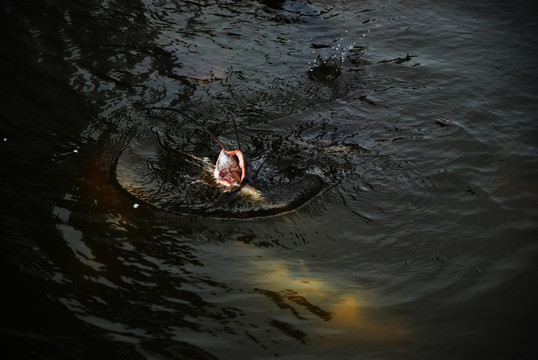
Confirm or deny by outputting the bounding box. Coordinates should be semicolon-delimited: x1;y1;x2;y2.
332;295;362;328
237;241;410;349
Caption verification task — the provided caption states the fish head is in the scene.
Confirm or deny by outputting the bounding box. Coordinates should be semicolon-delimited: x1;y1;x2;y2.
213;149;246;187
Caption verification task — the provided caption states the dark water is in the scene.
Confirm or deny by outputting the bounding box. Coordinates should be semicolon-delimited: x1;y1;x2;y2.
2;0;538;359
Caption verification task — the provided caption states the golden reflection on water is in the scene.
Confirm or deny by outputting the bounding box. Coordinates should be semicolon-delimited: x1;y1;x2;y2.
84;148;409;349
237;241;410;349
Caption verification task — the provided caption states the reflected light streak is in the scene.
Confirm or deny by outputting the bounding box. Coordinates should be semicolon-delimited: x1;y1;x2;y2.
239;242;410;349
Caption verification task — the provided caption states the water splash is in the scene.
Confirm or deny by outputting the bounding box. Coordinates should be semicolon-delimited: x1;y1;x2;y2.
308;31;360;81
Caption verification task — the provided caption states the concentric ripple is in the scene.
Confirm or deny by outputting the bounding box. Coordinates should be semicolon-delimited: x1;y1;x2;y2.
112;132;327;218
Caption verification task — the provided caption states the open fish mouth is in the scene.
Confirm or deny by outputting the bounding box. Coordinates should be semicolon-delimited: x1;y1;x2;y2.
111;132;328;218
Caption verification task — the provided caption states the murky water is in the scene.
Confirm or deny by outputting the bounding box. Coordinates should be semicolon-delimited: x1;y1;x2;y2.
2;0;537;359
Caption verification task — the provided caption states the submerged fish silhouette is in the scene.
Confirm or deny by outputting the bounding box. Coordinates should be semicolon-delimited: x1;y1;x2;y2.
107;107;327;218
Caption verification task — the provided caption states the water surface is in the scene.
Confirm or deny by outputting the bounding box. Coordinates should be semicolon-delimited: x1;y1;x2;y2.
1;0;537;359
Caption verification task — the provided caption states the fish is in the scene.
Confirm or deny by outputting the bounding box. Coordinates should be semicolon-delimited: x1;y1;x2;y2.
148;107;266;203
